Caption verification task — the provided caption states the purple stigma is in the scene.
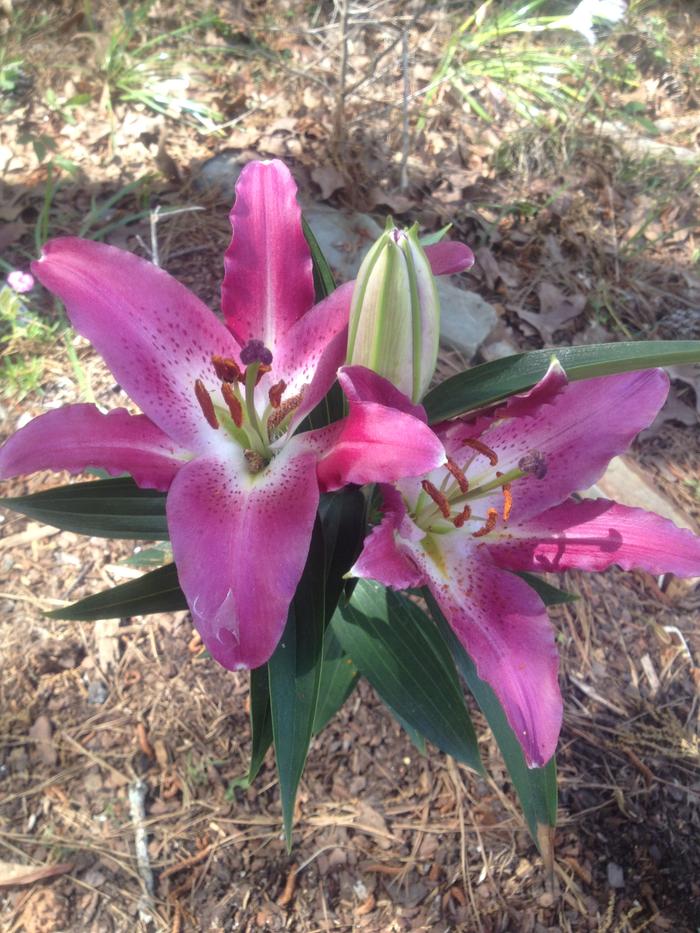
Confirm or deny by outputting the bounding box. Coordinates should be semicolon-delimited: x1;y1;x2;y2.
240;339;273;366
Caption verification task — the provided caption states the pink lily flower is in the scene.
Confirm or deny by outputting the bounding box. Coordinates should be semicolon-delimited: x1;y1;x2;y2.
352;361;700;767
0;160;472;671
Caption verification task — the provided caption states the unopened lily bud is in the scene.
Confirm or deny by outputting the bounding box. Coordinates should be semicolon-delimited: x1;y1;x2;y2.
347;221;440;403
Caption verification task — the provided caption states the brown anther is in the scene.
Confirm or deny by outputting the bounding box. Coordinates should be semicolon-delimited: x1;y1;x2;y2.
501;483;513;522
244;449;267;474
421;480;451;519
446;457;469;493
267;392;304;432
221;382;243;428
452;504;472;528
194;379;219;430
268;379;287;409
254;362;272;386
212;355;242;383
471;507;498;538
463;437;498;466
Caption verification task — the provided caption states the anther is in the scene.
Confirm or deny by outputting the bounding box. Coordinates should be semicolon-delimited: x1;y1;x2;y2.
452;504;472;528
221;382;243;428
421;480;451;519
472;507;498;538
269;380;287;409
212;355;242;383
254;363;272;386
446;457;469;493
194;379;219;430
267;392;304;432
518;450;547;479
244;449;267;474
501;483;513;522
463;437;498;466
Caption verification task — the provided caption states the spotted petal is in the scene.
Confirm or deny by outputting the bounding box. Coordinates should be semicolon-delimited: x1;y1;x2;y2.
0;404;188;491
32;238;239;454
491;498;700;577
166;438;320;670
222;160;315;349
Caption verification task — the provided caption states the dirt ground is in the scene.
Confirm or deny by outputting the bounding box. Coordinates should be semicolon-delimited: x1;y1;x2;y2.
1;2;699;931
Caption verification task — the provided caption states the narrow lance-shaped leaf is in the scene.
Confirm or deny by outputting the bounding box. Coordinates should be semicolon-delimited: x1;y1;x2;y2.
331;580;483;773
422;589;557;852
268;514;327;847
247;665;273;785
312;625;360;735
49;563;186;621
423;340;700;422
1;477;168;540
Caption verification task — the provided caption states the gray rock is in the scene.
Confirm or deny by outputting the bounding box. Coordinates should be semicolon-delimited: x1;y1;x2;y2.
87;678;108;705
194;149;244;197
303;205;382;283
438;279;498;360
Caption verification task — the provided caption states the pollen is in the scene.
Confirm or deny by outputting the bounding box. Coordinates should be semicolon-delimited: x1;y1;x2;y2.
194;379;219;430
221;382;243;427
472;507;498;538
244;449;267;473
267;392;304;432
268;380;287;409
421;480;451;519
463;437;498;466
253;363;272;386
501;483;513;522
445;457;469;493
212;355;242;383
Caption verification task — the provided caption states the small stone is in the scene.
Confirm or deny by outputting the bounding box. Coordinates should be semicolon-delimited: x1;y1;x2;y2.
194;149;244;197
607;862;624;888
87;679;108;705
303;205;382;282
438;279;498;361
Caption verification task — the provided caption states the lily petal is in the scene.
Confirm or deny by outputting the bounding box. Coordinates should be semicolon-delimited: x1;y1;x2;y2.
478;369;669;521
423;241;475;275
222;160;314;349
337;365;428;422
412;537;561;767
167;439;319;670
32;238;239;453
492;498;700;577
314;372;445;492
351;485;424;589
0;404;188;490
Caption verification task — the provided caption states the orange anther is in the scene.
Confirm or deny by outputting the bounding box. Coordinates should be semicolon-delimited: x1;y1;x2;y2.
445;457;469;493
463;437;498;466
268;379;287;409
471;507;498;538
501;483;513;522
421;480;451;519
221;382;243;427
194;379;219;430
212;355;242;383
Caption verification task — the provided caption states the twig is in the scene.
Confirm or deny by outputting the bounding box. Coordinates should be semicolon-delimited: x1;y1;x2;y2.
399;30;410;191
128;779;155;923
332;0;350;153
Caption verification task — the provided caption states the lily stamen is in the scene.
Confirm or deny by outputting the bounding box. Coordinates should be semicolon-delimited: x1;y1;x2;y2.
212;355;242;383
446;457;469;493
463;437;498;466
421;479;451;518
471;507;498;538
221;382;244;428
269;380;287;409
194;379;219;430
452;504;471;528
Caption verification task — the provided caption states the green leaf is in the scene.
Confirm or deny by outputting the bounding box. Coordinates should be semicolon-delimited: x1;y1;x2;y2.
268;515;327;847
247;665;273;784
1;477;168;540
302;215;336;301
515;571;578;605
423;590;557;850
48;563;186;621
423;341;700;422
331;580;482;772
312;625;360;735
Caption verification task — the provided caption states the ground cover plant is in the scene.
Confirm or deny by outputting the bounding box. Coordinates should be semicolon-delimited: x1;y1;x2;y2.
1;1;699;930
